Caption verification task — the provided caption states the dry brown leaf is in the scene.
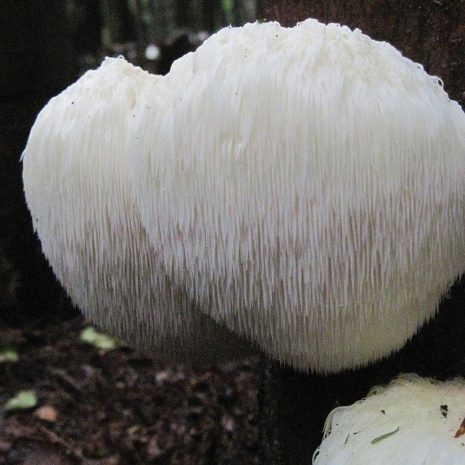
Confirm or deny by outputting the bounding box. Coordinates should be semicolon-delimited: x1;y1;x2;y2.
454;418;465;438
34;405;58;423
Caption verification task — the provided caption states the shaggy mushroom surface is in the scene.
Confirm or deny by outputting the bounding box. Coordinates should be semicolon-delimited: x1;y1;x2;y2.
131;19;465;372
22;57;252;365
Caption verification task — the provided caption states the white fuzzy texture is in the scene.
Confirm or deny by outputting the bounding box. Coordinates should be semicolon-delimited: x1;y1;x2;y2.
131;19;465;372
313;374;465;465
22;57;252;364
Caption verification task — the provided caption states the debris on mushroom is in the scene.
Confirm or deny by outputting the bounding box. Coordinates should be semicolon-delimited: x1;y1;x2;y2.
313;374;465;465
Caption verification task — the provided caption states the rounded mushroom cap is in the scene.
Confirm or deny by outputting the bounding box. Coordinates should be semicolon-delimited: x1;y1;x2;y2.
314;374;465;465
132;19;465;373
22;57;253;365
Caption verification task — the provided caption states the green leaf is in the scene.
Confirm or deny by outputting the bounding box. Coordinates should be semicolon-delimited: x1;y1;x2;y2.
0;348;18;363
371;427;400;444
127;425;141;435
80;327;117;351
5;390;38;411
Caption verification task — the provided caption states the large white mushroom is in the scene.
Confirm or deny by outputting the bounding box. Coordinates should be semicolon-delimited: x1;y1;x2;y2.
131;19;465;373
22;57;253;365
313;374;465;465
22;19;465;375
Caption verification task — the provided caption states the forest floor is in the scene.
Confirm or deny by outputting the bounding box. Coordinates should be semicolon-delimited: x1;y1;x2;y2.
0;317;260;465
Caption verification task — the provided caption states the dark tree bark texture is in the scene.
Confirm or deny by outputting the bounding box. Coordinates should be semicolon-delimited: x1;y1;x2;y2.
255;1;465;464
106;0;137;44
176;0;192;28
0;1;77;327
115;0;137;43
202;0;218;32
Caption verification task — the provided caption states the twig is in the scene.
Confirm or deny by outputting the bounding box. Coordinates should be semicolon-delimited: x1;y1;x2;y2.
454;418;465;438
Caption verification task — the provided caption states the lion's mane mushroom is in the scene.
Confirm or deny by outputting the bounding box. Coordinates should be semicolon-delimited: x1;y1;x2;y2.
132;19;465;373
313;374;465;465
22;57;252;364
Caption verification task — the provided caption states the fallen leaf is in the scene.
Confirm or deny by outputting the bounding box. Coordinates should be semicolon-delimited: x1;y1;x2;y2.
454;418;465;438
147;437;163;459
5;390;38;411
0;347;18;363
34;405;58;422
127;425;141;436
80;327;117;351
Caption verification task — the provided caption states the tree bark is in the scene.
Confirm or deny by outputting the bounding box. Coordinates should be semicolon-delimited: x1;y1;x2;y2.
103;0;138;45
116;0;136;42
0;0;77;327
202;0;218;32
255;1;465;464
176;0;191;28
74;0;103;55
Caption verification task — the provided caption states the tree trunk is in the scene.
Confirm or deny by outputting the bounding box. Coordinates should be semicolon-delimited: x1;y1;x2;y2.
0;0;77;327
74;0;103;55
116;0;136;43
175;0;191;28
104;0;137;45
202;0;218;32
255;1;465;464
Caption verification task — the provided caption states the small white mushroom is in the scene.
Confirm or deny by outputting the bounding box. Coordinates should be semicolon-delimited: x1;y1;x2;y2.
22;57;252;364
131;19;465;373
313;374;465;465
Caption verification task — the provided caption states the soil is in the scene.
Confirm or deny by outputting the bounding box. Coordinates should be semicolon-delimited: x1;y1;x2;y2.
0;317;260;465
